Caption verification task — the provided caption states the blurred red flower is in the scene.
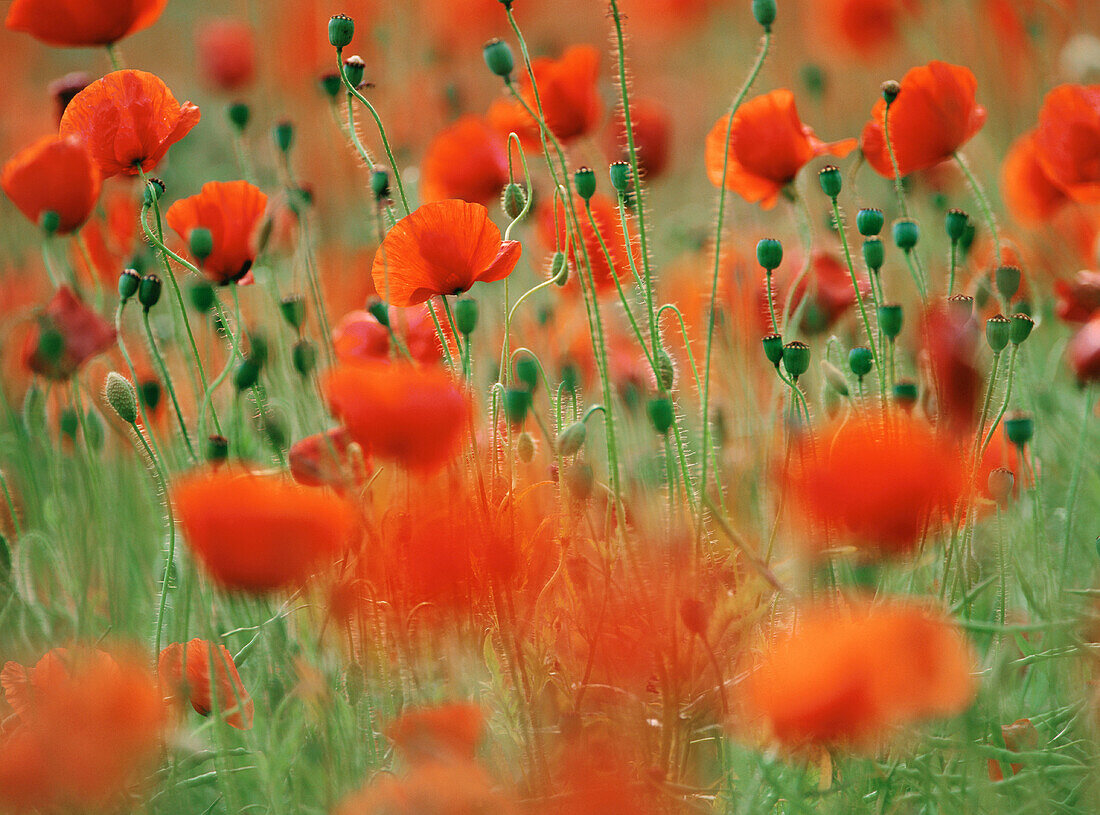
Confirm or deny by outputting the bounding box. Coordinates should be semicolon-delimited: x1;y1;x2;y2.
420;116;510;206
59;70;201;178
494;44;603;146
22;286;116;381
1055;271;1100;324
861;61;986;178
1002;130;1070;225
5;0;167;46
538;193;641;295
166;180;268;285
805;0;920;60
705;89;856;209
385;703;484;765
288;427;367;489
196;19;257;91
2;135;101;235
159;639;254;730
1068;314;1100;382
1033;84;1100;205
604;97;673;180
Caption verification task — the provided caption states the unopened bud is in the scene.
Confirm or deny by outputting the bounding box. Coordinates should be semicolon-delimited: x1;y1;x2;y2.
103;372;138;424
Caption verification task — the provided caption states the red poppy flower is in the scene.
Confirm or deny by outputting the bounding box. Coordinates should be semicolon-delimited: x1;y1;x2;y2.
538;193;641;295
745;600;975;749
784;414;967;556
705;89;856;209
59;70;201;178
323;361;470;473
48;72;91;122
173;469;358;592
165;180;267;285
604;97;673;180
420;116;510;206
861;61;986;178
0;649;165;813
159;639;254;730
335;761;514;815
987;718;1039;781
494;44;603;146
805;0;920;60
764;251;870;335
371;200;521;307
1068;314;1100;382
385;704;484;765
922;303;982;435
1033;84;1100;204
1055;271;1100;324
5;0;167;46
1002;129;1070;225
197;19;256;91
23;286;116;381
2;135;100;235
288;427;367;489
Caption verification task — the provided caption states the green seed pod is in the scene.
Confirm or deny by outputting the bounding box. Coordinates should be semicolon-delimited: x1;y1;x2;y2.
234;359;261;391
319;71;343;99
609;161;631;195
856;208;885;237
187;281;216;313
881;79;901;105
550;250;569;286
893;380;918;408
226;101;250;132
39;210;60;236
280;295;307;330
862;237;885;271
143;177;165;206
342;55;365;88
1009;312;1034;345
893;218;919;251
455;298;479;336
138;274;162;310
818;164;842;199
563;460;594;501
1004;412;1034;447
556;421;587;456
655;348;675;391
503;387;531;426
139;379;161;412
59;408;79;440
483;38;515;79
986;314;1011;352
574;167;596;201
293;339;317;376
206;434;230;463
752;0;777;29
514;357;539;392
560;362;579;393
947;293;973;320
756;238;783;271
877;303;903;340
646;397;674;434
502;182;527;219
273;120;294;153
37;326;65;367
366;298;390;327
516;431;536;463
83;408;104;450
762;333;784;367
821;359;849;396
118;268;140;302
247;333;269;369
189;227;214;263
782;341;810;379
328;14;355;48
103;372;138;424
945;208;969;242
995;265;1021;302
370;167;390;200
848;346;874;378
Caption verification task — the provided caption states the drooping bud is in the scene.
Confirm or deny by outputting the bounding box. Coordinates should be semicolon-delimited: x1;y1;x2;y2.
557;421;587;456
574;167;596;201
273;120;294;153
550;250;569;286
756;238;783;271
986;314;1011;352
514;357;539;392
821;359;849;396
818;164;842;199
503;387;531;426
483;38;514;80
782;341;810;379
103;372;138;425
516;431;536;463
329;14;355;48
502;182;527;219
563;460;594;501
857;208;884;237
234;359;261;391
655;348;675;391
878;303;903;340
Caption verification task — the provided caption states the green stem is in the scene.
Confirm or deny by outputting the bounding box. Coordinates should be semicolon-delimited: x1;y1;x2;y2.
1060;384;1096;581
142;309;197;461
955;151;1003;270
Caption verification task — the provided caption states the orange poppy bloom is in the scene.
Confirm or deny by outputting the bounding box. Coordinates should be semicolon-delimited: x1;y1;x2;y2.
385;703;484;765
1055;271;1100;324
288;427;367;489
861;61;986;178
1002;129;1070;225
538;193;641;295
371;200;521;307
1068;314;1100;383
323;361;470;473
420;116;510;206
2;136;100;235
196;18;256;91
0;649;166;813
335;761;514;815
804;0;920;60
59;70;201;178
5;0;166;46
745;600;975;749
921;303;982;435
494;44;603;146
1033;84;1100;204
23;286;116;381
764;251;870;336
166;180;268;285
705;89;856;209
158;639;254;730
784;414;967;556
172;469;358;592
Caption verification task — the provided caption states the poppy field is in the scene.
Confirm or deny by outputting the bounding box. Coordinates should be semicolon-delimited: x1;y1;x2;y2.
2;0;1100;812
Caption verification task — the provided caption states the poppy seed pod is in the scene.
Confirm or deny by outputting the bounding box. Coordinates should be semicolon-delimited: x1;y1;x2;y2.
118;268;140;301
139;380;161;411
319;71;342;99
104;372;138;425
39;209;60;235
986;314;1011;352
227;101;250;132
503;387;531;426
609;160;631;195
280;295;307;330
752;0;777;29
483;38;514;80
893;380;918;407
893;218;919;251
188;281;216;313
1010;312;1034;345
762;333;784;367
945;208;969;242
328;14;355;48
878;303;903;339
646;396;674;434
818;165;842;199
862;237;885;271
366;298;390;327
857;208;885;237
882;80;901;105
783;341;811;379
342;55;365;88
756;238;783;271
293;339;317;376
59;408;79;440
849;346;874;378
206;434;230;462
143;177;165;206
995;265;1022;302
557;421;587;456
369;166;390;200
138;274;162;310
947;293;973;320
234;359;260;391
455;298;479;335
574;167;597;201
273;120;294;153
514;357;539;392
1004;412;1034;447
189;227;214;263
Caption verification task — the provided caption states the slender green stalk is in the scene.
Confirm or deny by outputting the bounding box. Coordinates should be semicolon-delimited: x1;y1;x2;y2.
1060;384;1096;580
142;309;198;462
955;151;1003;269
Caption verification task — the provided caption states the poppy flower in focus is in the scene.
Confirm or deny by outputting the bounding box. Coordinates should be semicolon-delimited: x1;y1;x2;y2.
5;0;167;46
385;703;484;765
420;116;510;206
166;180;268;285
59;70;201;178
860;61;986;178
173;469;358;592
1002;130;1070;225
288;427;366;489
1033;84;1100;204
159;639;254;729
323;361;470;473
0;649;166;813
745;600;975;749
23;286;116;381
1067;314;1100;382
197;19;256;91
1055;271;1100;324
604;97;673;180
371;200;521;307
2;136;101;235
705;89;856;209
538;194;641;295
493;44;603;146
784;413;967;556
